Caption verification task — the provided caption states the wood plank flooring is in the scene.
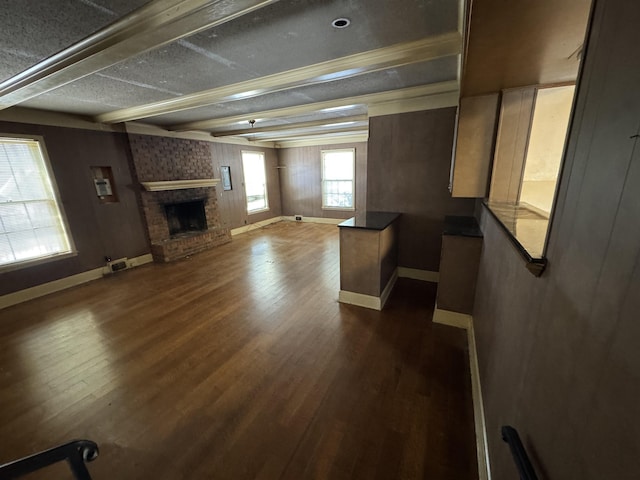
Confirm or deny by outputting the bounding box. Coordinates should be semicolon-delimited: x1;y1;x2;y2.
0;222;477;479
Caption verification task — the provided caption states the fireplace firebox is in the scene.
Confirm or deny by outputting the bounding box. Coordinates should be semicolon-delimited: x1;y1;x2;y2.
164;199;207;236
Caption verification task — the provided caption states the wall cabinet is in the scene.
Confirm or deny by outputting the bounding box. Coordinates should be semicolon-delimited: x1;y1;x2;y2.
449;93;500;198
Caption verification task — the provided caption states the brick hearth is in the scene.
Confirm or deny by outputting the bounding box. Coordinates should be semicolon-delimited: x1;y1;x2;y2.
128;134;231;262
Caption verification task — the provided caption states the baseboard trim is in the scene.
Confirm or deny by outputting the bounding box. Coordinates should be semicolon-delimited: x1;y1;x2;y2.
339;269;398;311
230;216;344;236
379;268;398;309
432;306;491;480
230;217;283;236
101;253;153;275
0;253;153;310
397;267;439;283
467;319;491;480
432;305;472;329
338;290;381;310
282;216;344;225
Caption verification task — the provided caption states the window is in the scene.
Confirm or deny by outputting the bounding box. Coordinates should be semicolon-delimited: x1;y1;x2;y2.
242;151;268;213
0;136;73;269
322;149;355;210
486;84;576;270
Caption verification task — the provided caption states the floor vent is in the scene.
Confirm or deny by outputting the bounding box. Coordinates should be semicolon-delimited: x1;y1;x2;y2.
103;258;130;275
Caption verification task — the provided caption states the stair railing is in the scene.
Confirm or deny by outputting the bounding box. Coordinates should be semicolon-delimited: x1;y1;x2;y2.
501;425;539;480
0;439;99;479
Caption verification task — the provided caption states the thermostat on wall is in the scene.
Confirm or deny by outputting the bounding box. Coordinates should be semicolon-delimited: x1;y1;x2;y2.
94;178;113;197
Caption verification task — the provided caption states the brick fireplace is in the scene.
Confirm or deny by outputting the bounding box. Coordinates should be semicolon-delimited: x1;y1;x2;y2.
128;134;231;262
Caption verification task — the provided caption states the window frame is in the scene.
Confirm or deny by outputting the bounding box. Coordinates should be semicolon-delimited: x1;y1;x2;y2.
321;148;356;211
485;83;577;275
0;134;76;273
241;150;269;215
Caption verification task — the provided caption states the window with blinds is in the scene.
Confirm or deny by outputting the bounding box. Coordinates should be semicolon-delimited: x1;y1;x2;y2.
0;136;73;268
322;149;355;210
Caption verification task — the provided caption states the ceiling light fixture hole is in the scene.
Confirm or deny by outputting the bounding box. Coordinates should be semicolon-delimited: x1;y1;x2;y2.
331;18;351;29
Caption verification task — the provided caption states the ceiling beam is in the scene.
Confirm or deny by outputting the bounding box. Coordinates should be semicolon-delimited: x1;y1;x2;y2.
170;81;459;131
368;91;459;117
247;126;369;142
211;115;368;137
0;0;280;110
95;32;461;124
274;133;369;149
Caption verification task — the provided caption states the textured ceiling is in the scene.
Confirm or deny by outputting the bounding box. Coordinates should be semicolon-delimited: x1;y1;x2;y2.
0;0;592;143
1;0;462;142
0;0;150;81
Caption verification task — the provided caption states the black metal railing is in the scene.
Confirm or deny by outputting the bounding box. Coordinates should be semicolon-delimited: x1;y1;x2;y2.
501;425;538;480
0;439;99;479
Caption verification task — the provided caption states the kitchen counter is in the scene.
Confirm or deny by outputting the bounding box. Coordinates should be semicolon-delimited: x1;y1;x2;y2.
338;212;401;310
338;211;401;231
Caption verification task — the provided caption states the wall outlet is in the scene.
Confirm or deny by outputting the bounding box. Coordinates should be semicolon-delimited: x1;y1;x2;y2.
295;215;303;221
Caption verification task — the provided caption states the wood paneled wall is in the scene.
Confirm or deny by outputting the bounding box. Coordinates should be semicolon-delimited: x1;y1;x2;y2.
210;142;281;229
474;0;640;477
366;109;475;272
489;88;535;204
0;122;148;296
278;142;367;219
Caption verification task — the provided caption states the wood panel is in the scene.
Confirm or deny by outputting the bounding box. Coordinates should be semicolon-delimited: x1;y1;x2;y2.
437;235;482;314
451;93;500;198
278;142;367;219
0;122;149;296
366;108;476;272
210;142;282;229
0;222;476;480
489;87;536;204
474;0;640;477
339;228;380;296
378;222;398;293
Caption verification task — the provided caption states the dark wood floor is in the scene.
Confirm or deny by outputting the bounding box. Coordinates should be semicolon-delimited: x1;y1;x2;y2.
0;222;477;480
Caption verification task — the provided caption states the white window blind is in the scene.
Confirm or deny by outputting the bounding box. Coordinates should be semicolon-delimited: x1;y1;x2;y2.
0;137;72;267
242;151;269;213
322;149;355;209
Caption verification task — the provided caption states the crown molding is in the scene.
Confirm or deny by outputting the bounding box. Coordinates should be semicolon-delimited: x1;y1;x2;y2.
0;107;124;132
124;122;276;147
368;91;460;117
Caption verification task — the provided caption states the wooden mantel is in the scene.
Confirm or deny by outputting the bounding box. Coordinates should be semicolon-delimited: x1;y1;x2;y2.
140;179;221;191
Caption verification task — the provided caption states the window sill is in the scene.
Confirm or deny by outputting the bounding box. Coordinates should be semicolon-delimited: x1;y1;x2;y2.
0;250;78;274
483;201;548;277
247;208;270;215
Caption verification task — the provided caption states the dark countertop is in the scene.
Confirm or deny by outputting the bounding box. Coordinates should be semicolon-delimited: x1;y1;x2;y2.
338;211;401;231
443;215;483;237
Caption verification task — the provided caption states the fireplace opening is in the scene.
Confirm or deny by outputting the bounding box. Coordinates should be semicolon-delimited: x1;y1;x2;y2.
164;199;207;236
